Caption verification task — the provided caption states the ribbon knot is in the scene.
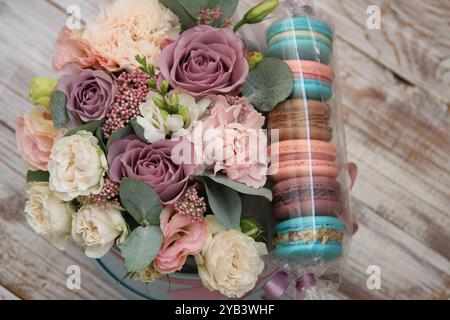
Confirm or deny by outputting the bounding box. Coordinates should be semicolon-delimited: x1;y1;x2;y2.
264;271;317;300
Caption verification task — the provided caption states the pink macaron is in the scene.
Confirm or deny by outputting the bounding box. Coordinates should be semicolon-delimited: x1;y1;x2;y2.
269;140;340;182
285;60;334;84
272;176;343;221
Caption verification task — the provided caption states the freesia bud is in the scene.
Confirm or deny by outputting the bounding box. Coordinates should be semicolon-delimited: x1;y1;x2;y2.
233;0;279;32
29;77;57;109
248;51;263;70
178;105;190;122
152;96;166;109
159;80;169;96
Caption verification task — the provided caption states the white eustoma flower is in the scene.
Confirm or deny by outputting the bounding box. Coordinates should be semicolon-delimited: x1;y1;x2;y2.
195;215;268;298
48;131;107;201
72;203;128;258
171;93;211;138
137;99;168;143
136;92;211;143
25;182;74;250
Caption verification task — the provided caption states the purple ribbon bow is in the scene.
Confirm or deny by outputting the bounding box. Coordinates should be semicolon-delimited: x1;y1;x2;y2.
264;271;317;300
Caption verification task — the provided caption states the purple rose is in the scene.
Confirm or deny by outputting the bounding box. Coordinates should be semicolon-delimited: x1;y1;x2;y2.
160;25;249;97
108;137;194;204
58;65;116;122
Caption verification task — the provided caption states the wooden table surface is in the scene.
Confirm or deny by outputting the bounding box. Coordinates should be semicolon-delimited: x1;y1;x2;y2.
0;0;449;300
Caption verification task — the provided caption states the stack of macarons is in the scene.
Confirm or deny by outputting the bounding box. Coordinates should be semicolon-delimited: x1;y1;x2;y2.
266;16;347;263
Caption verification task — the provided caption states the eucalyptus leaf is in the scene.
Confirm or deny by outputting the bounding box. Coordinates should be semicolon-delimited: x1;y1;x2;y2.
201;177;242;230
26;170;49;183
130;118;147;142
107;125;133;150
243;57;293;112
202;173;273;201
159;0;197;30
95;125;106;152
119;178;163;226
120;226;163;272
50;91;69;129
160;0;239;30
65;120;103;137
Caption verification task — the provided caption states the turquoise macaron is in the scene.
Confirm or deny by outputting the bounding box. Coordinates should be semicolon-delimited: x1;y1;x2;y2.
265;17;333;64
273;216;347;263
290;78;333;101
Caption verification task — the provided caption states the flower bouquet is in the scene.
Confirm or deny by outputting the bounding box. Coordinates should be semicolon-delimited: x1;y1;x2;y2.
17;0;355;300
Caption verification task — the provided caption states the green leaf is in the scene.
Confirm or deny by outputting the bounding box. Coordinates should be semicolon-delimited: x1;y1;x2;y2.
95;125;106;152
160;0;197;30
201;173;273;201
160;0;239;30
120;226;163;272
130;118;147;142
119;178;163;226
107;125;133;150
26;170;49;183
201;177;242;230
65;120;103;137
50;91;69;129
135;55;156;76
243;57;293;112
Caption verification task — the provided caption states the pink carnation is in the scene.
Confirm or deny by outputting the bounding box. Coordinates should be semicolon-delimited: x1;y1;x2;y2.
194;96;268;189
53;28;118;71
153;206;207;274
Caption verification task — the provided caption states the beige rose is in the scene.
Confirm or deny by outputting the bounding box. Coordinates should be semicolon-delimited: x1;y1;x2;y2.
72;203;128;258
25;182;74;250
48;131;107;201
135;265;162;283
195;216;268;298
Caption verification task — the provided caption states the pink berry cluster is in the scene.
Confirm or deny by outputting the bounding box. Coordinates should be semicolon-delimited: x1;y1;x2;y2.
227;95;247;106
87;178;120;206
102;69;150;138
174;187;207;222
227;95;250;123
196;8;232;27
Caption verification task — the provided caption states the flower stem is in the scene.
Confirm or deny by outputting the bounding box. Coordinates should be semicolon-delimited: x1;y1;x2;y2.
233;19;246;32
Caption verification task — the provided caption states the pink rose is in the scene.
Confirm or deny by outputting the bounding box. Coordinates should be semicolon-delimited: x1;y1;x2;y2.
153;206;207;274
108;137;195;204
16;107;66;171
159;25;248;97
53;28;118;71
192;96;268;188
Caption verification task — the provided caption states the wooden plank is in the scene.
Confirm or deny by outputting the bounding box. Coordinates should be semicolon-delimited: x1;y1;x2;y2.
336;37;450;260
314;0;450;103
0;286;21;300
0;0;67;129
0;0;124;300
341;199;450;300
330;38;450;299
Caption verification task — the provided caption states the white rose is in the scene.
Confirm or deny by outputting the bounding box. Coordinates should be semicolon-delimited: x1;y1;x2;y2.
135;265;162;283
72;203;128;258
25;182;74;250
195;215;268;298
136;92;210;143
48;131;107;201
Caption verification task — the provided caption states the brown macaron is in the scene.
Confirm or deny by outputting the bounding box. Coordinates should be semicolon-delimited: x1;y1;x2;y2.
268;100;333;142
